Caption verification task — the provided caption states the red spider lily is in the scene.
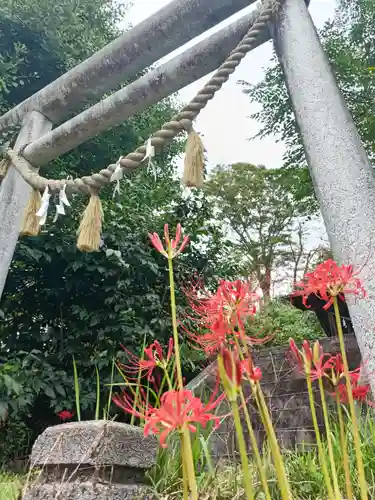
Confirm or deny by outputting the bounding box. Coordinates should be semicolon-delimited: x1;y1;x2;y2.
185;323;228;356
328;354;362;385
288;338;312;372
112;385;154;420
148;223;189;259
289;338;304;371
144;389;223;447
184;279;269;354
119;339;173;381
241;356;262;382
288;339;335;381
292;259;366;310
184;279;257;331
57;410;74;422
335;372;370;404
185;322;269;356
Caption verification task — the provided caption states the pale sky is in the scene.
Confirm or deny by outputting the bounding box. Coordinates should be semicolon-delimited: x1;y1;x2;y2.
127;0;337;168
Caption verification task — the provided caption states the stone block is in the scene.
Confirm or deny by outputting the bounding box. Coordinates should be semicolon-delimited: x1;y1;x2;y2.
22;421;157;500
188;335;362;460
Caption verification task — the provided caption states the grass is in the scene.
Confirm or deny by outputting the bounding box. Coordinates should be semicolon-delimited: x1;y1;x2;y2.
140;410;375;499
0;471;23;500
4;410;375;500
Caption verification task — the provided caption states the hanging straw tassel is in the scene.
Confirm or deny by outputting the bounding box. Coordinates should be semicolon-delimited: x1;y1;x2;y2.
76;193;103;252
20;189;42;236
0;157;10;179
182;127;205;188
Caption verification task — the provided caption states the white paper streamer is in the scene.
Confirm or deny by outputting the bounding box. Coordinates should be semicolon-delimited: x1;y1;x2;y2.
36;186;51;226
53;184;71;222
59;184;71;207
110;157;123;197
142;137;156;180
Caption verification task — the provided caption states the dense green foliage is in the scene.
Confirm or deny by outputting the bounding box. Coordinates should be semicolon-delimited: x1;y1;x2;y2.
246;298;322;348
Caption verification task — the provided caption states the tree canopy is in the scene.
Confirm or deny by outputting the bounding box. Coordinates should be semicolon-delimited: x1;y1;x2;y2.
205;163;311;297
241;0;375;199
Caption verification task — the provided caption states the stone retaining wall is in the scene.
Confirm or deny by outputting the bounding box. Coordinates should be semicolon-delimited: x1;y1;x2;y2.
188;335;361;459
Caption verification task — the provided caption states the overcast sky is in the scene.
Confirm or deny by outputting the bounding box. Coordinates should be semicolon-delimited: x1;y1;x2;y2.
127;0;337;168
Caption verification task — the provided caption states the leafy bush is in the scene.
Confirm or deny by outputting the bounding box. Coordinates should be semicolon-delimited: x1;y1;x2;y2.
246;298;323;348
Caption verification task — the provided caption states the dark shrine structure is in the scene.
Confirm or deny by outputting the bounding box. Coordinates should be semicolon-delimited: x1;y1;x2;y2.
289;293;354;337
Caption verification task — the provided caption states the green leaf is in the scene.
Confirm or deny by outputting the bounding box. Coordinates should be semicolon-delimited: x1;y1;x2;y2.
44;386;56;399
55;384;66;396
3;374;21;394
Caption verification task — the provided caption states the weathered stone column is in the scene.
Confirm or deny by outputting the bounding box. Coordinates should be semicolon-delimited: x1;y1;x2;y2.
22;421;157;499
0;111;52;299
272;0;375;394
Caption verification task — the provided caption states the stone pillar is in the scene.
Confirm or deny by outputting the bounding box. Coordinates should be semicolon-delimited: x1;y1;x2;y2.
22;421;157;500
272;0;375;394
0;111;52;299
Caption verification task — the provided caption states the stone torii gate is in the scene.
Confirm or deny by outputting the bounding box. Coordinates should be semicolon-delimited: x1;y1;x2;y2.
1;0;375;394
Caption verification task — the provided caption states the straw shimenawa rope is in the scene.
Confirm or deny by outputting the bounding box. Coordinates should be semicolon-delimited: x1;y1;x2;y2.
6;0;282;196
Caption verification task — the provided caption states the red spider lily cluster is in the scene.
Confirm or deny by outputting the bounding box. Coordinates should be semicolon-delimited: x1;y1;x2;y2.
292;258;366;310
114;220;371;485
336;372;370;403
185;279;257;331
289;259;370;406
288;339;370;404
113;352;224;447
184;279;270;355
114;387;223;447
112;223;269;450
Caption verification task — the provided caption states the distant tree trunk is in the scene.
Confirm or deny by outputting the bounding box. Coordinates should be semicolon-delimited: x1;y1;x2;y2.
259;268;271;299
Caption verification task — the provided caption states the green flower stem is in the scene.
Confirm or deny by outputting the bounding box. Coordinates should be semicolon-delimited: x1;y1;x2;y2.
239;388;271;500
235;336;291;498
105;358;115;420
131;332;148;425
254;385;292;500
336;390;353;500
180;433;189;500
333;297;367;500
162;365;174;392
318;377;341;498
181;427;198;500
72;356;81;422
167;254;184;390
306;374;335;500
231;398;255;500
167;252;198;499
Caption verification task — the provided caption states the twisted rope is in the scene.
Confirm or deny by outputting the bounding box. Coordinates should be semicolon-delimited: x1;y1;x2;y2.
7;0;282;196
